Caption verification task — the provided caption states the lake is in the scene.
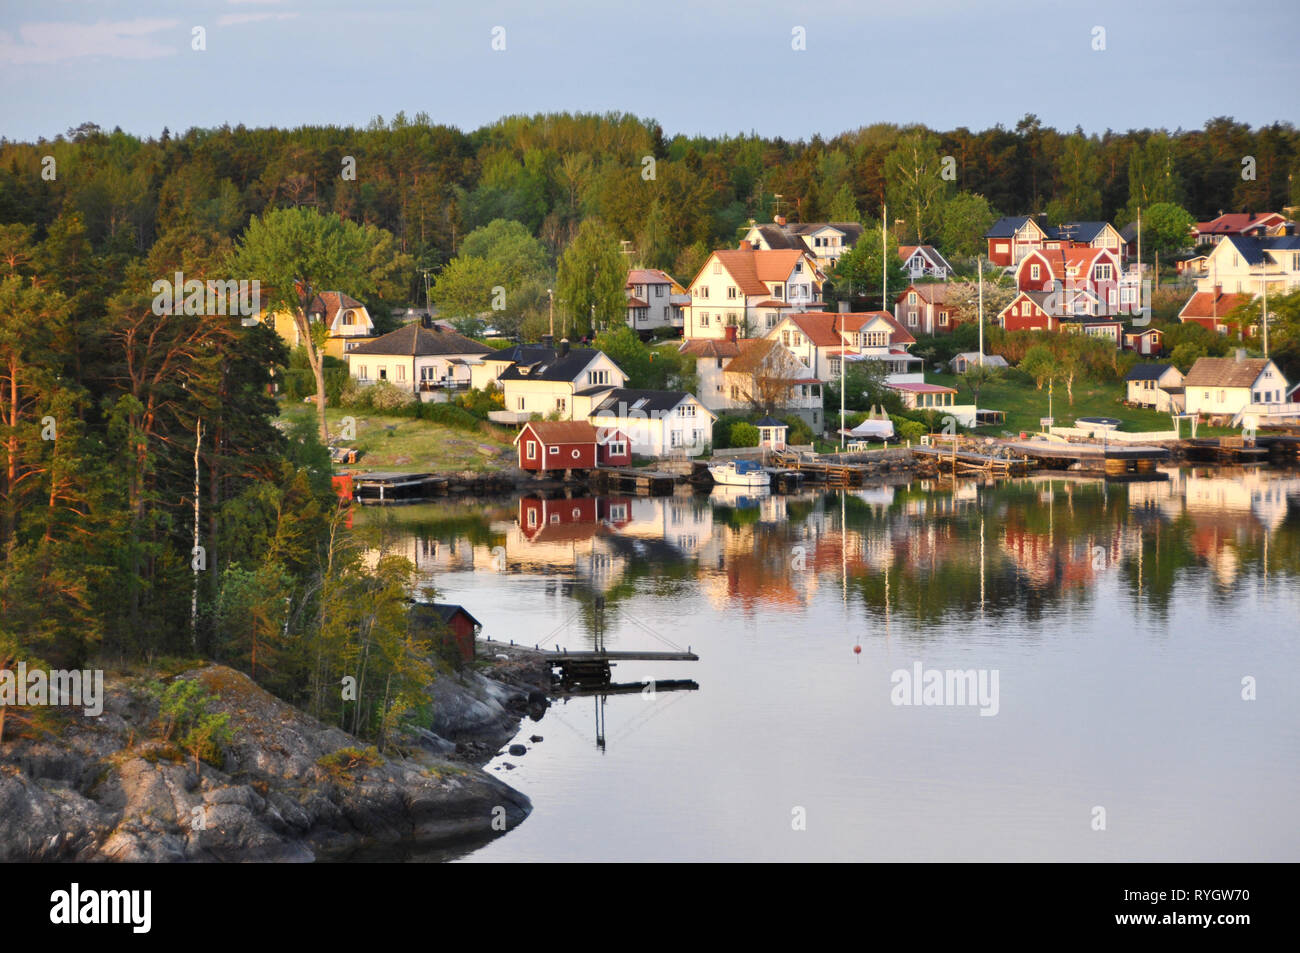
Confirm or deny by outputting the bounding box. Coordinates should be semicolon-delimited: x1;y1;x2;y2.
357;467;1300;862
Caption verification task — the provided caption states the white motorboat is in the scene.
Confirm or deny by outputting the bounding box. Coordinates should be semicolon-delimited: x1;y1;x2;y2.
707;459;770;489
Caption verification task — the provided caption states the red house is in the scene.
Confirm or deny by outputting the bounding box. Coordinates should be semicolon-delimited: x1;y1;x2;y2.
1015;247;1121;312
1123;327;1164;356
998;291;1059;332
515;420;630;474
518;495;633;543
411;603;482;663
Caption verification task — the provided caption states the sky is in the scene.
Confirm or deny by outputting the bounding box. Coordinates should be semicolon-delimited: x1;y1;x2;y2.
1;0;1297;143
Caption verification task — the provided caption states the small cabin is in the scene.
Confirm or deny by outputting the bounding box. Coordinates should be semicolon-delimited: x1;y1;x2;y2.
515;420;630;473
755;416;788;450
411;602;482;663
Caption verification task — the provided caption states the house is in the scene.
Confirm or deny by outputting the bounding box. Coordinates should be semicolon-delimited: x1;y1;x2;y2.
1196;234;1300;298
478;338;629;424
1193;212;1292;246
1183;353;1291;420
514;420;630;474
755;416;789;450
997;290;1126;345
684;246;825;340
1176;254;1209;276
410;603;482;664
741;218;865;270
680;331;823;429
895;283;958;335
587;388;716;457
768;310;922;383
626;268;690;336
1015;247;1122;312
985;216;1050;267
1178;286;1256;336
1124;364;1185;412
949;352;1009;374
254;291;376;360
1123;327;1164;356
345;321;492;396
890;382;962;414
998;291;1062;332
898;245;954;280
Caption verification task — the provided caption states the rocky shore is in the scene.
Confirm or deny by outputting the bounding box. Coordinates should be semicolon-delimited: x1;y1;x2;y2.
0;654;552;862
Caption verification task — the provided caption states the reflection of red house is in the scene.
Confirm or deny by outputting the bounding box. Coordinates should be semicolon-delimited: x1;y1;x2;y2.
515;421;630;473
412;603;482;663
518;495;633;542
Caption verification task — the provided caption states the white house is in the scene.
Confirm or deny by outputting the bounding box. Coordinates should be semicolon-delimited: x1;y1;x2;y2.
345;322;491;396
626;268;690;335
741;219;865;270
1196;234;1300;297
480;339;629;424
1182;353;1293;420
684;246;825;340
680;332;823;429
768;310;922;384
1124;363;1185;412
587;388;717;458
898;245;954;280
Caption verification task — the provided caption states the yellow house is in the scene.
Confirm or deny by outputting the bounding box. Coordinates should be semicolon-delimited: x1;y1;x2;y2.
253;291;376;360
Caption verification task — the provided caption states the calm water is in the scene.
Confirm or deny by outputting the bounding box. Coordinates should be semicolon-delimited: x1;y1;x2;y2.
359;468;1300;862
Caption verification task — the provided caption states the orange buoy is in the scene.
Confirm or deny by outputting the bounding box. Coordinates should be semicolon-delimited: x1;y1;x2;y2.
853;645;862;654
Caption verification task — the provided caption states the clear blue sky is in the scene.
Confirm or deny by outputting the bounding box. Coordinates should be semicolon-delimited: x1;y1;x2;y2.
2;0;1297;142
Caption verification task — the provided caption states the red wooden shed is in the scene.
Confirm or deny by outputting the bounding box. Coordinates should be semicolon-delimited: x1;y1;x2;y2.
515;420;630;473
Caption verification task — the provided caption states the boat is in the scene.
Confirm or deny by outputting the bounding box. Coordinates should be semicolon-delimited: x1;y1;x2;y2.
707;459;771;489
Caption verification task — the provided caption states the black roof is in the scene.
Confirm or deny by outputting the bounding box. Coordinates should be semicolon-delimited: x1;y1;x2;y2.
496;345;606;382
346;323;490;357
411;602;482;628
589;388;694;416
984;215;1035;238
1223;234;1300;265
1048;221;1112;242
1125;363;1178;382
755;415;787;427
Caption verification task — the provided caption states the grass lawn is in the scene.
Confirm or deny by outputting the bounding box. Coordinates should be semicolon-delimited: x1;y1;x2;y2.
278;402;517;473
930;372;1232;438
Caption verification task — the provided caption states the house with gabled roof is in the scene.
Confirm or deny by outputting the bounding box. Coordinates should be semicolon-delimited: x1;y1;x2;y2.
1183;354;1292;420
1196;234;1300;298
1015;246;1122;312
514;420;630;474
741;219;865;270
253;290;376;360
1048;221;1126;259
895;282;959;335
478;338;629;424
345;320;492;395
1193;212;1292;246
1178;286;1256;336
985;216;1050;266
1124;363;1184;412
587;388;716;458
767;309;922;384
684;245;825;340
898;245;954;280
626;268;690;336
680;331;823;428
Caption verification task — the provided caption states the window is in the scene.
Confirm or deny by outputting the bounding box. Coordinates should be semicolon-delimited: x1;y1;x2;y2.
1030;264;1040;280
774;284;784;299
794;262;803;273
656;284;664;297
527;508;538;527
526;441;537;459
712;262;722;275
782;331;790;346
379;368;387;380
908;292;917;304
908;314;917;327
359;365;368;379
680;403;696;417
727;286;738;299
939;312;949;326
794;333;802;346
730;385;740;400
700;312;710;326
548;446;560;455
670;431;682;448
397;365;405;381
1217;390;1226;403
555;398;567;414
517;396;526;410
588;370;609;386
608;441;626;456
341;310;355;326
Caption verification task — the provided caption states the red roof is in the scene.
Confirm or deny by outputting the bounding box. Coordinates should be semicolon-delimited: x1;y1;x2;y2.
700;247;818;296
515;421;601;445
626;297;648;308
1180;289;1254;320
891;382;957;394
1194;212;1286;236
785;310;914;347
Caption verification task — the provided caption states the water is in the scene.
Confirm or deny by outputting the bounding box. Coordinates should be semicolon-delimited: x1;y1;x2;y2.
358;468;1300;862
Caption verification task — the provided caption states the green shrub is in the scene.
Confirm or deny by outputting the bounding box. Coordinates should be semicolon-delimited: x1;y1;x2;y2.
892;417;928;443
421;401;483;432
782;415;813;445
729;422;760;447
368;381;416;412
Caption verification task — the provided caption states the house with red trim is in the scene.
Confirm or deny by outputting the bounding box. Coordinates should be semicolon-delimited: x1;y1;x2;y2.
684;245;825;340
1015;247;1122;313
985;216;1050;266
515;420;630;474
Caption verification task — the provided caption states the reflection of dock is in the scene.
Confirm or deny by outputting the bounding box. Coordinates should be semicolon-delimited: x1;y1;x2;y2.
541;648;699;686
553;678;699;698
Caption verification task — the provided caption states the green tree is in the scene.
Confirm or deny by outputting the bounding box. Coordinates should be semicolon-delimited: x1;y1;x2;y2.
885;129;951;243
938;192;997;258
556;220;627;338
1141;202;1196;260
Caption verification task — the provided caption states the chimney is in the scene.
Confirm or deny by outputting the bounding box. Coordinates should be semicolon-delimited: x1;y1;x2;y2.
837;299;850;313
725;326;738;343
560;337;570;356
541;333;554;349
1236;348;1247;363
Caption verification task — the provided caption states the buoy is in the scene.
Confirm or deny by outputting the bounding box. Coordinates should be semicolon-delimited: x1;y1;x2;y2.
853;645;862;654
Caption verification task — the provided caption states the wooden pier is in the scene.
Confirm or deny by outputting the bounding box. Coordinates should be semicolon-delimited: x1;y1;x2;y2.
352;471;448;503
1182;436;1272;464
589;467;679;495
912;445;1036;476
1002;440;1169;476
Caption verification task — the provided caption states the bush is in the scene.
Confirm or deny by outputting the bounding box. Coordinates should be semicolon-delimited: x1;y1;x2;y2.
455;385;504;419
420;401;483;432
324;367;350;406
281;367;315;401
782;415;814;445
892;416;928;443
729;422;760;447
368;381;416;412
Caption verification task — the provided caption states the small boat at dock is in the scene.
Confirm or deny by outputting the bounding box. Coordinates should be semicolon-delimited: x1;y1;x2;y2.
707;459;771;488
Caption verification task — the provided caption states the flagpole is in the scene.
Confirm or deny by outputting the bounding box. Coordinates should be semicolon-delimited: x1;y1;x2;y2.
977;256;984;367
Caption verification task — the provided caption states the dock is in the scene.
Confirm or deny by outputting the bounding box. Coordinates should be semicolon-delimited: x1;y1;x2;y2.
912;444;1036;476
1182;436;1272;464
1001;440;1170;476
351;471;448;503
589;467;679;495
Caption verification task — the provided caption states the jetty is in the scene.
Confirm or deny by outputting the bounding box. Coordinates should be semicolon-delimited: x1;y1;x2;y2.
352;471;447;503
1002;440;1169;476
1182;436;1272;464
912;444;1036;476
589;466;679;496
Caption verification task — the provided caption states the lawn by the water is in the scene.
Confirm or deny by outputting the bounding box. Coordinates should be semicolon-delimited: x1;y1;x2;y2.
279;402;517;473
